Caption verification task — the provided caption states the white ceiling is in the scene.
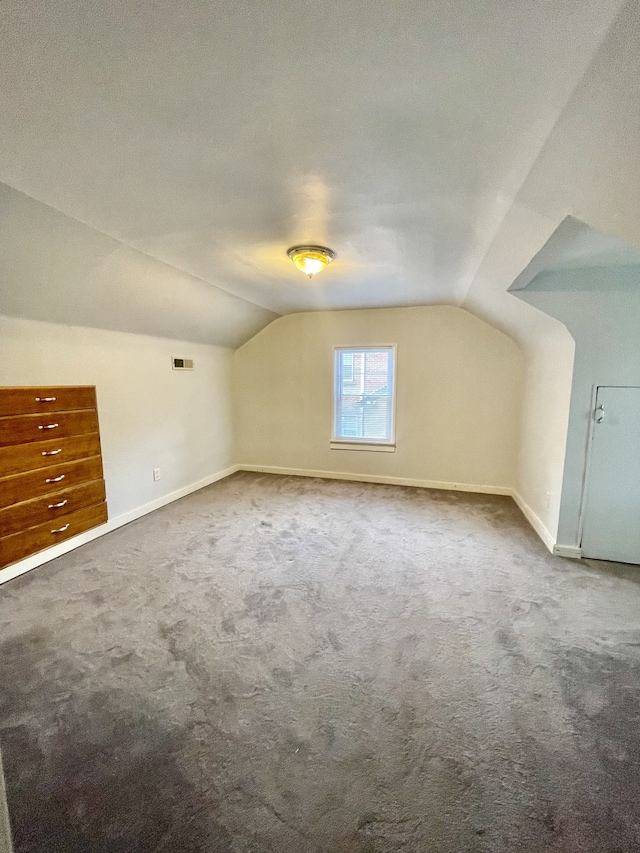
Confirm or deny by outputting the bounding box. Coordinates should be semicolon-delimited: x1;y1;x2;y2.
0;0;628;326
0;183;277;347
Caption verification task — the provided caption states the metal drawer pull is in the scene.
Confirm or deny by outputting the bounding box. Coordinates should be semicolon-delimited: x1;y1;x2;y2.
51;524;70;534
38;423;59;430
45;474;65;483
42;448;62;457
35;396;57;402
48;499;68;509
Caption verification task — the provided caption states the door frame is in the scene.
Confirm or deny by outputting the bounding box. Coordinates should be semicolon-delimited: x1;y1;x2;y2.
576;383;600;550
577;384;640;552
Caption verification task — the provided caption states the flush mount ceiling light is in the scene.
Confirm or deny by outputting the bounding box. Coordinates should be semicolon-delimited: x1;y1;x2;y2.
287;245;336;279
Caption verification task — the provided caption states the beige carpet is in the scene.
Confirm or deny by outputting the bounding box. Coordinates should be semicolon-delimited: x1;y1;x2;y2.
1;472;639;852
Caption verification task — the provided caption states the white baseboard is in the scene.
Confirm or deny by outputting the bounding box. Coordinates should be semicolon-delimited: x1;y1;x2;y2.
507;493;584;559
0;464;240;586
238;464;513;496
553;543;582;559
510;490;556;554
240;466;566;556
2;463;573;586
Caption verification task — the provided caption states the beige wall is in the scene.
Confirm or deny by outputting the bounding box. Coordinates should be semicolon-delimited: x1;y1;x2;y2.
233;306;523;490
516;327;575;544
518;286;640;550
0;315;234;523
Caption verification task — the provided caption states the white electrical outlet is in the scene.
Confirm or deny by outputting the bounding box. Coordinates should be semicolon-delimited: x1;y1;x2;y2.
153;468;161;481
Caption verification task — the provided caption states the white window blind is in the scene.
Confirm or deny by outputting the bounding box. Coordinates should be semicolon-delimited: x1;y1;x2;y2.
333;347;396;444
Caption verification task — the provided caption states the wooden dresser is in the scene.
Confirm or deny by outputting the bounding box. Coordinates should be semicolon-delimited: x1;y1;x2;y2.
0;386;108;570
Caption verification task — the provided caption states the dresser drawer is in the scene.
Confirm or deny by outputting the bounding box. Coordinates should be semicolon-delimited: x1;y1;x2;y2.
0;434;102;479
0;479;106;537
0;386;96;417
0;502;108;569
0;456;104;510
0;410;99;447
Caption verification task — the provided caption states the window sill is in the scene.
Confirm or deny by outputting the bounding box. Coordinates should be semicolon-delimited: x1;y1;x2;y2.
330;442;395;453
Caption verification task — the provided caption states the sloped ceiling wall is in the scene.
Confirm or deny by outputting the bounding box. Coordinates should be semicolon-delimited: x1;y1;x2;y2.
0;0;628;325
0;184;278;347
0;1;636;345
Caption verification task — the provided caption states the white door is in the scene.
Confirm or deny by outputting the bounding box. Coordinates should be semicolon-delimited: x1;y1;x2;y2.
581;386;640;564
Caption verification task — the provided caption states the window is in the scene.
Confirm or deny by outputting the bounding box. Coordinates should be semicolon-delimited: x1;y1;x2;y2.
332;347;396;449
342;352;354;382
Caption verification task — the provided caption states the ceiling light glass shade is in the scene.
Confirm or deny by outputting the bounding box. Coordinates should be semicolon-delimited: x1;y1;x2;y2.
287;245;335;278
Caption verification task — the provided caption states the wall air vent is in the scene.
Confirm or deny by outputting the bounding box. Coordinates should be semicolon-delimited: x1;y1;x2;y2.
172;357;194;370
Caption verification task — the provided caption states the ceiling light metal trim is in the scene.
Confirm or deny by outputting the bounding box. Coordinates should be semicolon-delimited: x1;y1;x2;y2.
287;244;336;278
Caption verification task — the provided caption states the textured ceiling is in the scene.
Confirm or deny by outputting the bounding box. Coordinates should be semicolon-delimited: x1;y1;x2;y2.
0;0;627;327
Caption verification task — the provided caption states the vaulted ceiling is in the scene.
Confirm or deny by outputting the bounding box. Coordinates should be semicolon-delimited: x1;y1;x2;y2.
0;0;638;344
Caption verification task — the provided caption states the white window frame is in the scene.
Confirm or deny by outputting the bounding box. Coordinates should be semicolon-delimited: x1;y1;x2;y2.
331;345;397;452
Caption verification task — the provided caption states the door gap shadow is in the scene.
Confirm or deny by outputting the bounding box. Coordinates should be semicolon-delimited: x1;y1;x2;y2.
582;557;640;584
